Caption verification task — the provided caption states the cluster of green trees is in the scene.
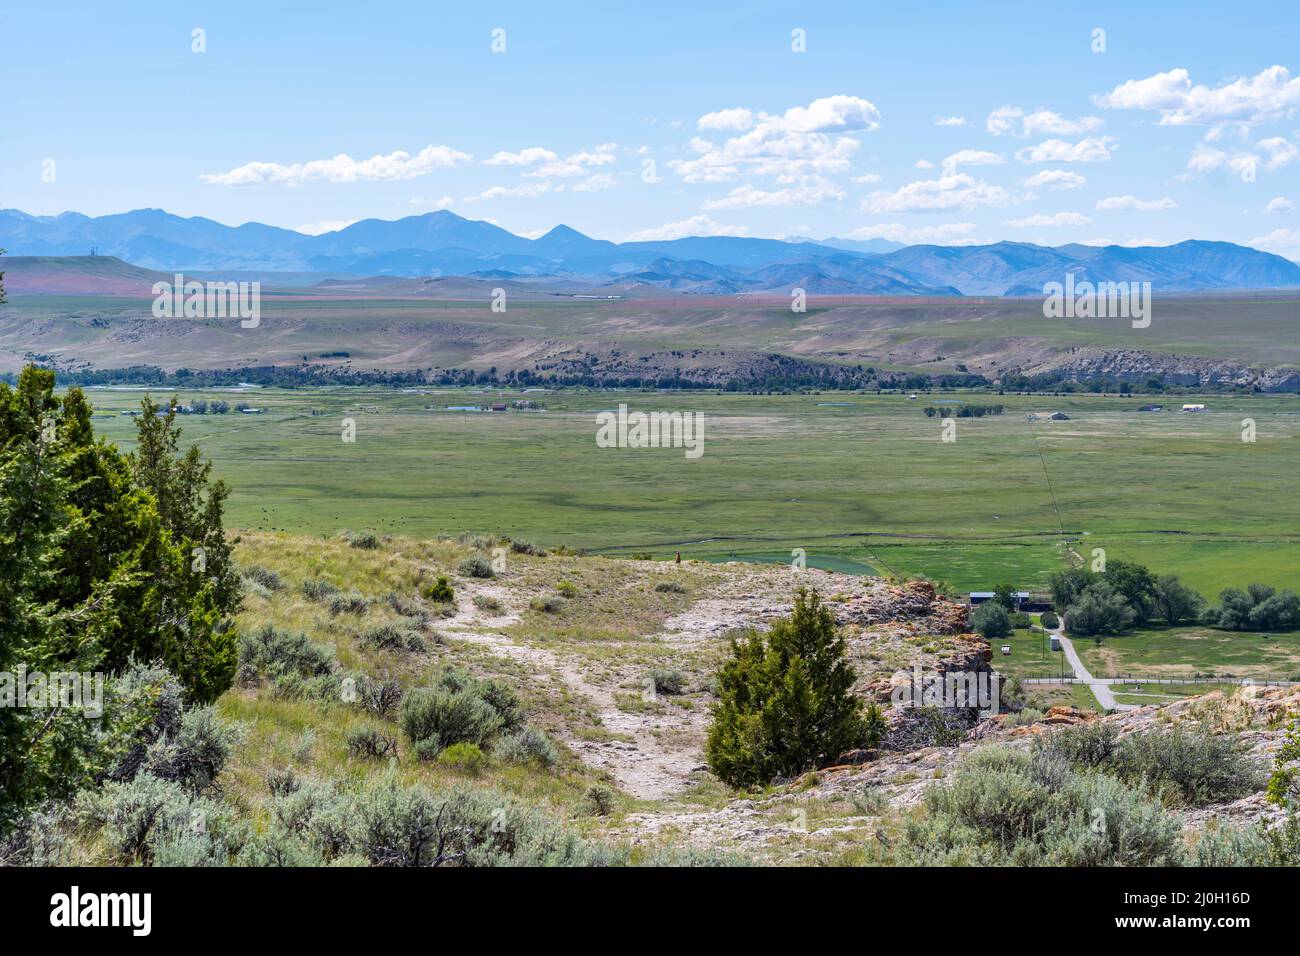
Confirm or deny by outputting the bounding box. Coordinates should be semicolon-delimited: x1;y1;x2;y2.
922;403;1005;418
1207;584;1300;631
1;366;240;827
1049;561;1298;637
1049;562;1203;637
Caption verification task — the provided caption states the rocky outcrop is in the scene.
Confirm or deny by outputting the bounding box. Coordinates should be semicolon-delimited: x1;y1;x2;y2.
1040;347;1300;392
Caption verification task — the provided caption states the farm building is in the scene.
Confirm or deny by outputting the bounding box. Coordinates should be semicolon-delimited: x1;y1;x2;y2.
1027;411;1070;422
1138;404;1163;412
969;591;1054;612
1182;403;1207;412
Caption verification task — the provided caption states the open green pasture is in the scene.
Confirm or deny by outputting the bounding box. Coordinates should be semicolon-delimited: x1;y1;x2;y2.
82;386;1299;596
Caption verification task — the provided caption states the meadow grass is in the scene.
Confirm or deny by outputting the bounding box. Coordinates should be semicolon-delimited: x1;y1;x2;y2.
82;385;1300;596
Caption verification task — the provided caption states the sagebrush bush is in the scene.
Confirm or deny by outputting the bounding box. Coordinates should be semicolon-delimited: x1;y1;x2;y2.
459;556;495;579
530;596;563;613
649;668;686;695
76;774;247;866
345;530;380;550
328;590;370;616
654;580;687;594
509;539;541;555
357;675;403;718
473;594;502;613
241;565;284;592
582;784;615;817
357;622;425;653
1112;727;1264;806
401;688;503;750
898;745;1185;866
1035;723;1263;806
495;727;559;768
347;727;398;761
302;578;340;602
237;623;336;686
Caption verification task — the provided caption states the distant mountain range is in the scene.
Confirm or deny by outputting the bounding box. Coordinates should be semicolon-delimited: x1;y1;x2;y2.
3;208;1299;296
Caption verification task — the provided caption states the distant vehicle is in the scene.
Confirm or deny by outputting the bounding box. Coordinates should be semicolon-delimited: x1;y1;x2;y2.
1182;403;1207;412
1138;404;1163;412
907;393;918;400
239;407;262;414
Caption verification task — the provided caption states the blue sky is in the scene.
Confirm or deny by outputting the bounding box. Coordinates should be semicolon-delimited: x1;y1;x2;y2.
4;1;1299;258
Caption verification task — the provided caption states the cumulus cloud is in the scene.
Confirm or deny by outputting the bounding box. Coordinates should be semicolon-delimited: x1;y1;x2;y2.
1022;169;1086;190
483;144;617;178
468;181;559;201
987;106;1103;137
934;115;967;127
1097;66;1300;126
201;145;471;186
1015;137;1116;163
698;108;755;131
1003;212;1091;227
1095;195;1178;211
702;180;845;209
1257;136;1300;169
1248;227;1300;260
862;173;1010;213
623;214;748;242
940;149;1004;173
851;172;882;183
1265;196;1296;213
671;95;880;184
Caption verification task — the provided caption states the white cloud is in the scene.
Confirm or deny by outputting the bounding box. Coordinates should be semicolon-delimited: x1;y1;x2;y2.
698;108;755;131
200;145;471;186
863;173;1010;213
851;172;882;183
623;214;748;242
1248;227;1300;260
572;172;616;193
848;222;977;243
934;115;967;127
940;149;1004;174
702;180;845;209
468;181;559;201
1004;212;1091;227
1022;169;1086;190
914;159;935;169
1265;196;1295;214
483;147;558;167
1095;195;1178;211
1257;136;1300;169
1015;137;1116;163
483;144;617;178
672;95;879;184
1097;66;1300;126
294;219;357;236
987;106;1103;137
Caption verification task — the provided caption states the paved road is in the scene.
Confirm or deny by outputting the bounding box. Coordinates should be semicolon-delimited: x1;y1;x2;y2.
1047;620;1137;712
